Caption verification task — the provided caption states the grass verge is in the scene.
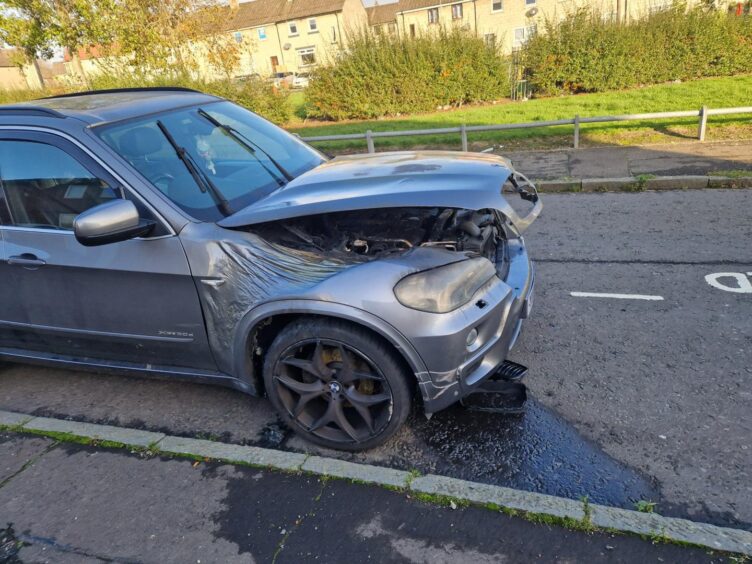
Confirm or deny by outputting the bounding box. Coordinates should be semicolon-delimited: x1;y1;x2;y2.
287;75;752;154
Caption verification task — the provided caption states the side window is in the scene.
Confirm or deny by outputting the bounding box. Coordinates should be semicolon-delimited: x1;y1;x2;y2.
0;140;119;231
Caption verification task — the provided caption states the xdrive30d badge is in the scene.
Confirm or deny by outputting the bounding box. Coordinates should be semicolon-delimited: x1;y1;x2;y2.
0;88;540;450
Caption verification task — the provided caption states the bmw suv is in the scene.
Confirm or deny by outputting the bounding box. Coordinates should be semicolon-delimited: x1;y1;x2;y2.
0;88;540;450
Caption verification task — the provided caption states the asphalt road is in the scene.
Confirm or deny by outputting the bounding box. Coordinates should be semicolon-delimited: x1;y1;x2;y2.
1;189;750;530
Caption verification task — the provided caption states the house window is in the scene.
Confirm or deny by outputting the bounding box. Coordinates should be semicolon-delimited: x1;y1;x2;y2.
234;32;243;43
289;21;298;36
492;0;503;11
484;33;496;47
451;3;463;19
257;28;266;40
410;23;416;37
387;22;398;34
525;0;536;5
297;46;316;66
513;26;536;47
428;7;439;24
308;18;318;32
649;0;670;13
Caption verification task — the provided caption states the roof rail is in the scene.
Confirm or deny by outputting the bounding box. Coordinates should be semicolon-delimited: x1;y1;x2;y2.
0;106;66;118
42;87;202;100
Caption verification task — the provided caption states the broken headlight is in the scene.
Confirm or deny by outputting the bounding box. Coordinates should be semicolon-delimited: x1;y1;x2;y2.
394;258;496;313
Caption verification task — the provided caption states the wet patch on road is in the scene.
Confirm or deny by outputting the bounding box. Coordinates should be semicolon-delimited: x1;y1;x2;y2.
0;524;26;564
383;396;661;509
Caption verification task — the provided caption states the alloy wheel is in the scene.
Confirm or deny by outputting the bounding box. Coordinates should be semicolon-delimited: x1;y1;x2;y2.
273;339;394;445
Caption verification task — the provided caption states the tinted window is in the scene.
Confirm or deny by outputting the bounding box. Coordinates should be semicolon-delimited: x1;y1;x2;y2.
0;140;118;230
96;101;325;222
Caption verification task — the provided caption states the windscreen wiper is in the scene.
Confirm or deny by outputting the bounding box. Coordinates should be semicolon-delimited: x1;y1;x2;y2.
197;108;294;184
155;120;234;217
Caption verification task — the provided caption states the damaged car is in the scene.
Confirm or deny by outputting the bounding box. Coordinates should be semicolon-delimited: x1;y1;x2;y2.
0;88;541;450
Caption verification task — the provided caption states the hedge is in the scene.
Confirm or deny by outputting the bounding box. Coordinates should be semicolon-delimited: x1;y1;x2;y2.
0;75;291;125
305;28;511;120
521;5;752;95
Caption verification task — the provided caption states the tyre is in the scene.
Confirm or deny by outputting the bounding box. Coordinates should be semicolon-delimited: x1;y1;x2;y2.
263;318;412;451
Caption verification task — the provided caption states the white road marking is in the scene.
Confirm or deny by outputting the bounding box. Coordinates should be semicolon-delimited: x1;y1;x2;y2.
570;292;664;301
704;272;752;294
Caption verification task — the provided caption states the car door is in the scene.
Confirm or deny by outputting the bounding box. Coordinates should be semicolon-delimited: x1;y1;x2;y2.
0;130;216;371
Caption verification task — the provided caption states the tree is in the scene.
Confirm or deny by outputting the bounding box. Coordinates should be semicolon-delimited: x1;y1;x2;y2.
0;0;243;86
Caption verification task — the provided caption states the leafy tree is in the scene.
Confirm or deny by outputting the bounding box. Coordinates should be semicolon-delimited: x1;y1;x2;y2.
0;0;243;85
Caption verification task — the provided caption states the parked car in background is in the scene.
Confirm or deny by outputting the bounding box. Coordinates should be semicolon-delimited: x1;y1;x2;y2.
0;88;540;451
292;72;311;89
270;71;294;89
234;73;263;83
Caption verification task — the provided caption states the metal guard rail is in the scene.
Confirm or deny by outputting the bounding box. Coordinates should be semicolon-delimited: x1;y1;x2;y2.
299;106;752;152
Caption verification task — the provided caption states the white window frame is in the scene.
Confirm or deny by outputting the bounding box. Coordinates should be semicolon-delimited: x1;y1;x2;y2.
484;33;497;47
297;46;316;67
257;27;266;40
308;18;318;32
513;26;535;47
492;0;503;12
427;7;439;24
451;3;463;20
288;21;299;36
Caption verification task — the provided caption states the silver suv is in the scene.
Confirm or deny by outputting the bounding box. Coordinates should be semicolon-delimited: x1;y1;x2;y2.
0;88;540;450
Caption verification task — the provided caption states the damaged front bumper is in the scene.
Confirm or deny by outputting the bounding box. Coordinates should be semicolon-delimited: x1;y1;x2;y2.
415;237;535;413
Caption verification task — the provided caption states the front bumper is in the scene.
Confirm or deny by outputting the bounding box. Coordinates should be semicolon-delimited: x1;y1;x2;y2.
417;237;535;413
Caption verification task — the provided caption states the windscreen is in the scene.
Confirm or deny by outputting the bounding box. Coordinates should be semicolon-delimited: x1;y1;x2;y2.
96;101;325;221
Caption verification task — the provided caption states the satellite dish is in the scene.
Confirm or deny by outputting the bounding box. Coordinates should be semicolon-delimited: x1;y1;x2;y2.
283;42;291;50
526;7;538;16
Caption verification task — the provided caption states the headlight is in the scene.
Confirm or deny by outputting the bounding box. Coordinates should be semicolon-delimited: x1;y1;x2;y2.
394;258;496;313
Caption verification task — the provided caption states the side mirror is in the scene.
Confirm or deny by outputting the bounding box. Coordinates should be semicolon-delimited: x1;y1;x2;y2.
74;200;155;247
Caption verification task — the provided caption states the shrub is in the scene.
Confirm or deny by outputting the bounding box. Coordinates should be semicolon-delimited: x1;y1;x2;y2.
89;75;292;124
306;28;511;120
0;75;291;125
522;4;752;95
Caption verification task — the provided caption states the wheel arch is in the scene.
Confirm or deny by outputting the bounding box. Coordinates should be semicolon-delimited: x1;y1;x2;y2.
232;300;430;399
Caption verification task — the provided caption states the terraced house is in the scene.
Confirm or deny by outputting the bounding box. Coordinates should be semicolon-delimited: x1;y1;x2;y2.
219;0;368;76
366;0;691;52
61;0;717;81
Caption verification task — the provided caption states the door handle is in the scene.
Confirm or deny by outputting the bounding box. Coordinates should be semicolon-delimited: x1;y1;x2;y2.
8;253;46;269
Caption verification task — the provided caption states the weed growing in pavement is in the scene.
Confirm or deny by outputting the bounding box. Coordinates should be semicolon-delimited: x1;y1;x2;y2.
635;500;658;514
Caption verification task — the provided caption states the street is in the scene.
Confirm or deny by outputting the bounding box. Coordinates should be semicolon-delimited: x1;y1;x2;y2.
1;188;750;532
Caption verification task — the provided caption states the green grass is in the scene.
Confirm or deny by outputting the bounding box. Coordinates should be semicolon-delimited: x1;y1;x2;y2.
288;75;752;153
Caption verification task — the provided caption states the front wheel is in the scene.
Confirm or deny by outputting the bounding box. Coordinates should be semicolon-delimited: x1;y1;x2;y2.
263;319;412;451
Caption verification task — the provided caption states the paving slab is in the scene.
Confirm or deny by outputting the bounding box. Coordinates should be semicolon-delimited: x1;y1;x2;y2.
157;434;306;470
22;416;165;448
301;455;410;488
504;140;752;181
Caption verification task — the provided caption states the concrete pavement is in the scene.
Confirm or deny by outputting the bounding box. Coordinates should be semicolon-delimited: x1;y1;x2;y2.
0;432;729;563
503;140;752;180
